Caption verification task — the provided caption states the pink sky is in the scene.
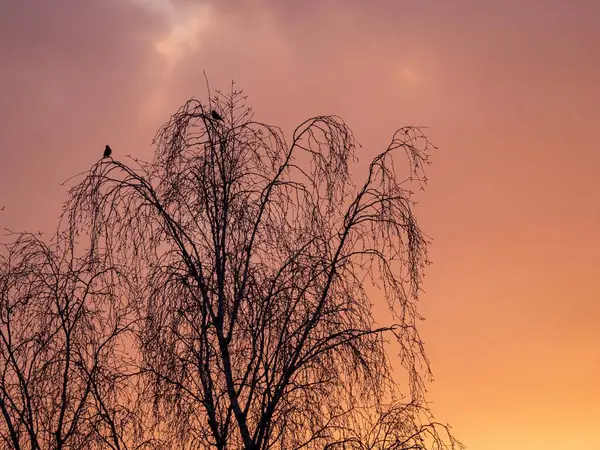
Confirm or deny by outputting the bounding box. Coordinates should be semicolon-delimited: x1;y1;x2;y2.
1;1;599;448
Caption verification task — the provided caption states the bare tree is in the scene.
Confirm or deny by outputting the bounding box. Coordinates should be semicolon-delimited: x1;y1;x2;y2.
0;231;153;450
64;84;462;450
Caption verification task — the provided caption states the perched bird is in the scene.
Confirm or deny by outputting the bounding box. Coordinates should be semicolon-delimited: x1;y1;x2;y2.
103;145;112;158
211;110;223;121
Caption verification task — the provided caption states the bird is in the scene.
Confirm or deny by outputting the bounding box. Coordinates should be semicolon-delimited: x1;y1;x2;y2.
211;110;223;121
103;145;112;158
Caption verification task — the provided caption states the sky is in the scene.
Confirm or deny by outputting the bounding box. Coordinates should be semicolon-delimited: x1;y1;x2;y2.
1;0;599;448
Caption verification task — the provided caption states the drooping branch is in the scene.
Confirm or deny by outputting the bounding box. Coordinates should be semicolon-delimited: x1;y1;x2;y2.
60;84;460;450
0;230;154;450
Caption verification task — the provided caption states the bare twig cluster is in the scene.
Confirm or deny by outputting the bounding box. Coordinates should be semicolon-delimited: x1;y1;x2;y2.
1;84;461;450
0;230;159;450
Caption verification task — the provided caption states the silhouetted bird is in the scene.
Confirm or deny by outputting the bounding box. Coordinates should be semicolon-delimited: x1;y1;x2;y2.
211;110;223;121
103;145;112;158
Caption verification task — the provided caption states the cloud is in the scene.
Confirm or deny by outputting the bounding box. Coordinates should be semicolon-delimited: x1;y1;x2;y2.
129;0;215;71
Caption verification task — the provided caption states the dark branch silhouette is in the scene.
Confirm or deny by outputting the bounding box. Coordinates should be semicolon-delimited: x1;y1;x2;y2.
0;231;161;450
47;83;461;450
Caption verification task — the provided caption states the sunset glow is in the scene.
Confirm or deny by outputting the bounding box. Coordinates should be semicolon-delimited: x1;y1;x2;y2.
1;1;599;449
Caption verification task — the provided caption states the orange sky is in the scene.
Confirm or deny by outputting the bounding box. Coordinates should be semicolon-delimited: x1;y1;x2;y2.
1;1;599;448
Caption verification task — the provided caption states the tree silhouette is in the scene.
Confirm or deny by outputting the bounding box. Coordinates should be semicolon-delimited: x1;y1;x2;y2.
0;232;158;450
63;86;462;450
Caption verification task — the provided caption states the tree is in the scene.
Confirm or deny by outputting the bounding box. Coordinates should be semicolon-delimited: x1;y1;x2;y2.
0;231;154;450
64;85;462;450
